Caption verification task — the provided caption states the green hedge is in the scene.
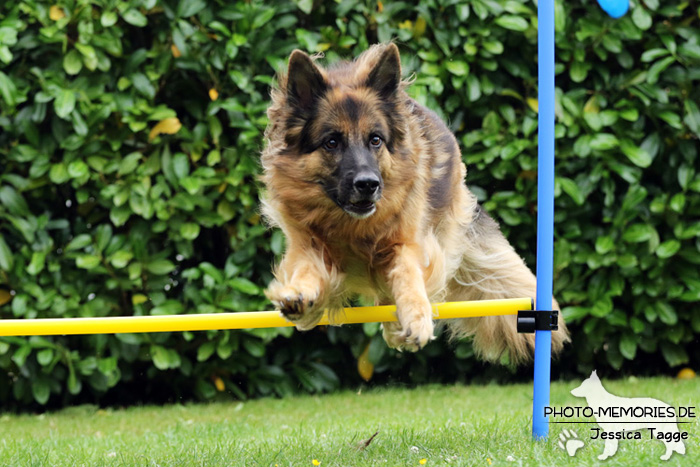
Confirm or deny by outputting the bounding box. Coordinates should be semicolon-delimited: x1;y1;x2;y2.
0;0;698;408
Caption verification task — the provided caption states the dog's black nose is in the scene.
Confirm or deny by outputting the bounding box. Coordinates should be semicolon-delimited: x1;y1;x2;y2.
353;173;380;196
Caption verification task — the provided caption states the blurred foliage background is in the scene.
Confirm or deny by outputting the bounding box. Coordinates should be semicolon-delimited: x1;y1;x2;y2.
0;0;699;409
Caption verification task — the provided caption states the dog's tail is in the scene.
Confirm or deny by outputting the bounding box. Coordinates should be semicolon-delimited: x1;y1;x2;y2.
442;209;569;365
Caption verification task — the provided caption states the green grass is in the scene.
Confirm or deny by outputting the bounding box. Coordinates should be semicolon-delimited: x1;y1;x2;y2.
1;377;698;466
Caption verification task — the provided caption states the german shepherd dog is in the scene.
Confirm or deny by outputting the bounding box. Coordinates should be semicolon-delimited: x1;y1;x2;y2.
260;43;569;363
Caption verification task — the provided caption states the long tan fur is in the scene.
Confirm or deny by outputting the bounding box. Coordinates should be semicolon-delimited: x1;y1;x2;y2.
260;43;569;364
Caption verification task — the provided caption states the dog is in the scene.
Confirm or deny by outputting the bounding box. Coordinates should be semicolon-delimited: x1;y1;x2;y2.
260;43;569;364
571;371;686;460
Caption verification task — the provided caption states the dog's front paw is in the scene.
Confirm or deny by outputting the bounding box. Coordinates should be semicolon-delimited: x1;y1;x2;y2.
382;309;434;352
265;281;324;330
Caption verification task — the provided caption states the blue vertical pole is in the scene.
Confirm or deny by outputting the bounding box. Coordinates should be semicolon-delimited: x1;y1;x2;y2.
533;0;555;440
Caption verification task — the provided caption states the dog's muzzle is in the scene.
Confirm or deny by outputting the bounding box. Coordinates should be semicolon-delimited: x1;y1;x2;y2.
345;172;381;218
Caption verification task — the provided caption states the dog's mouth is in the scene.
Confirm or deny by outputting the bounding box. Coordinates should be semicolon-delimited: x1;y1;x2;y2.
344;200;376;219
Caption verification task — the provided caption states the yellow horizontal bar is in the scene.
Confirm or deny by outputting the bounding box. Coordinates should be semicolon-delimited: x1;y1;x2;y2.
0;298;532;337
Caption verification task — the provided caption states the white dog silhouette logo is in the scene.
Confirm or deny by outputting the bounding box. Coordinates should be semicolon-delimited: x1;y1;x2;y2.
570;370;686;460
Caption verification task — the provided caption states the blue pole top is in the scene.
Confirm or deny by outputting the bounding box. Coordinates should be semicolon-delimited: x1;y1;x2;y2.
596;0;629;18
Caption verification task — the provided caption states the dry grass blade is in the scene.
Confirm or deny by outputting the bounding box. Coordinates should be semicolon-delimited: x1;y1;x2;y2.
355;429;379;451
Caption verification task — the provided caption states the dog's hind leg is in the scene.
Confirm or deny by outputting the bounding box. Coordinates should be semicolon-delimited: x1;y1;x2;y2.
660;443;673;461
670;440;686;459
598;437;618;460
660;427;686;460
444;209;569;364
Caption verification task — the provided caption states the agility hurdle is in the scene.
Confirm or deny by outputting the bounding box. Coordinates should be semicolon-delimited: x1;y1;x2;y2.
0;298;532;336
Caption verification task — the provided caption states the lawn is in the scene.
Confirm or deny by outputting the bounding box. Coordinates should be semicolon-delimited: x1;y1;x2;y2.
0;377;697;466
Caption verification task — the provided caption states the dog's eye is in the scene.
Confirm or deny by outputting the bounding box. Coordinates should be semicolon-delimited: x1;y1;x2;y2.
324;138;338;150
369;135;382;148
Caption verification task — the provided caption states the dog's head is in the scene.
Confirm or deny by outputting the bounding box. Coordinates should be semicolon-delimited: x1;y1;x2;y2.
570;370;601;398
270;43;407;220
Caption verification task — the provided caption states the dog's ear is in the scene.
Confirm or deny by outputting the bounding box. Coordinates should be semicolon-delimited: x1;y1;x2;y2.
366;43;401;98
286;50;326;111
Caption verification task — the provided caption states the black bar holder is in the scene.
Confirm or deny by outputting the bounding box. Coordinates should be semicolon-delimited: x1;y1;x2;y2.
517;310;558;333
